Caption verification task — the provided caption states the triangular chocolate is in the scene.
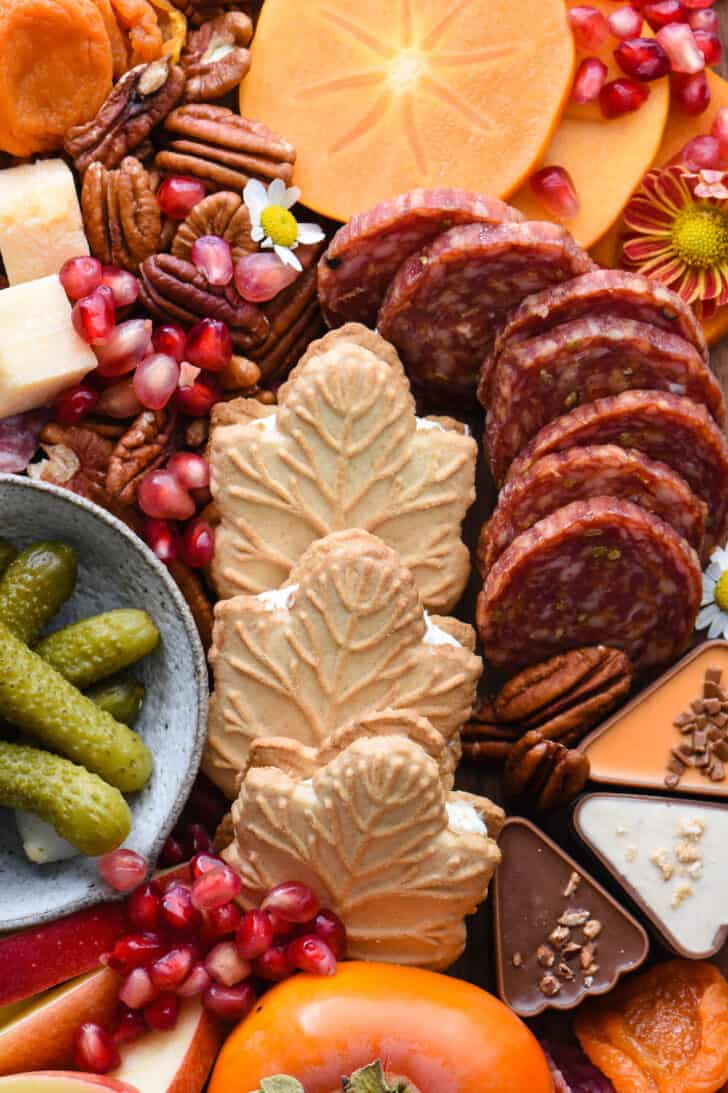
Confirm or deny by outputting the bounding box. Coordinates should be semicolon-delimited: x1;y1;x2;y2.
493;817;648;1017
574;793;728;959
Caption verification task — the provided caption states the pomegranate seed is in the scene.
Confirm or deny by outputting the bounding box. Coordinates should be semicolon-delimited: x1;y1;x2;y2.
266;907;297;939
118;966;157;1010
599;77;650;116
200;902;243;946
253;944;294;981
234;252;299;302
569;6;610;49
180;518;215;568
672;69;710;112
138;469;195;521
310;909;347;960
184;822;214;857
177;962;212;997
614;36;671;79
191;235;233;286
144;992;179;1031
688;8;718;32
572;56;608;103
53;384;98;426
657;23;704;71
203;982;256;1022
679;134;723;168
681;0;714;8
94;318;153;378
608;6;644;38
168;451;210;491
98;848;147;893
160;835;186;866
152;323;188;361
111;1007;147;1046
191;852;222;878
100;265;139;309
262;882;321;924
104;932;167;972
711;106;728;153
72;286;116;346
60;256;103;301
96;377;144;419
127;883;161;931
144;517;181;564
133;352;180;411
185;318;232;372
205;940;252;987
150;945;195;991
191;864;242;911
529;166;580;218
286;935;337;977
693;28;722;65
161;883;202;932
175;372;221;416
157;176;207;220
73;1022;120;1074
643;0;687;28
236;909;274;960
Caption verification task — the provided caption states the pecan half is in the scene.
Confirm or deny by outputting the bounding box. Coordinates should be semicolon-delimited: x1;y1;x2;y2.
171;191;255;263
82;157;162;272
106;408;180;505
181;13;252;101
462;697;521;761
65;60;186;174
156;104;295;192
504;730;590;811
139;253;269;350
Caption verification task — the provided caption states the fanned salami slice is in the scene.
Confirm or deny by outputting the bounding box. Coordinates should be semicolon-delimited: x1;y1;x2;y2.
377;221;595;401
317;188;524;328
506;391;728;555
477;445;707;575
486;318;725;483
477;497;702;672
479;269;708;400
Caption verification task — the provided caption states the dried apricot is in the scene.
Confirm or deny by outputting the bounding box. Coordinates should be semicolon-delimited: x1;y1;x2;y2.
92;0;131;78
575;960;728;1093
109;0;164;65
0;0;113;157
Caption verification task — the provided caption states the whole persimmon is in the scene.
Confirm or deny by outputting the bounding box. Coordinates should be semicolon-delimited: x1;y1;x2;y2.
208;962;553;1093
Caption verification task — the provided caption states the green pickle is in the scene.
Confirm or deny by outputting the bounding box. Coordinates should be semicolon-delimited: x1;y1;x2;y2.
0;740;131;856
86;677;145;726
0;619;152;793
0;542;77;644
35;609;160;690
0;540;18;579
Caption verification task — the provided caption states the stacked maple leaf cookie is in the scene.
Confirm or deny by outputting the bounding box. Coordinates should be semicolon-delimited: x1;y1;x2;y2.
203;324;503;970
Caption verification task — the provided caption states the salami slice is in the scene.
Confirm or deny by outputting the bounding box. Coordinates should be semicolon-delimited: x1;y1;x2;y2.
377;221;595;401
479;269;708;402
477;444;708;575
486;317;725;483
476;497;702;672
506;391;728;555
317;188;524;328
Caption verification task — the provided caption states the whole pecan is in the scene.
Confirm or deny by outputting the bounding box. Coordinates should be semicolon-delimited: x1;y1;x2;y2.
181;13;253;101
139;253;269;350
462;698;521;761
106;408;180;505
172;191;255;263
82;157;162;272
504;730;590;811
156;104;295;192
65;60;186;174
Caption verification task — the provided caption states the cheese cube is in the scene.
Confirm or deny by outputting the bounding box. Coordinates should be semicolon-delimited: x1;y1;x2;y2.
0;159;89;285
0;275;96;416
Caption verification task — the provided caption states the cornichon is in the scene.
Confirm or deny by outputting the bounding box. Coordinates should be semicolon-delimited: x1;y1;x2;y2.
0;539;17;579
0;740;131;856
0;619;153;793
35;609;160;690
0;542;77;644
86;677;145;726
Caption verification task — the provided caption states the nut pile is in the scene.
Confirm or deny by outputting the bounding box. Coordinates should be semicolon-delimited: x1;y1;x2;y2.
667;666;728;788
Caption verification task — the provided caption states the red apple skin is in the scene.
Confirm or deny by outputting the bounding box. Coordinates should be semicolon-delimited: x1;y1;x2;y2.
0;1073;139;1093
0;906;127;1006
0;969;120;1076
167;1010;224;1093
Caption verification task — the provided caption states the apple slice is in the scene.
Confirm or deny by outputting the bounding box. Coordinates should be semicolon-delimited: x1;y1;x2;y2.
111;999;224;1093
0;1073;138;1093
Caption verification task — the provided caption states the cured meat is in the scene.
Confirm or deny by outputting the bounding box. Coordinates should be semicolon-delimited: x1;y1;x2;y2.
485;317;725;483
479;269;708;403
476;497;702;672
317;188;524;328
506;391;728;555
378;221;595;401
477;445;708;575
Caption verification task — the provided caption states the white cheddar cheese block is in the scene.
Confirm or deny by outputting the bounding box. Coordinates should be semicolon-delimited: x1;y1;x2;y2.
0;275;97;416
0;159;89;285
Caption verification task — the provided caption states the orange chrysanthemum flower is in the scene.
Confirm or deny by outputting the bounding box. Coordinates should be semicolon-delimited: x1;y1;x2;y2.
621;164;728;320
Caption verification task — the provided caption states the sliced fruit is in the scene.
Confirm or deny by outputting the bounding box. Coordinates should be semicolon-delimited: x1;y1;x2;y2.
0;1075;138;1093
110;999;224;1093
240;0;575;220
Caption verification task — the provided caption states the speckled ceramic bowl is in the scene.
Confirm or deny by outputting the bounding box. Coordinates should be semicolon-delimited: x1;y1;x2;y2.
0;474;208;930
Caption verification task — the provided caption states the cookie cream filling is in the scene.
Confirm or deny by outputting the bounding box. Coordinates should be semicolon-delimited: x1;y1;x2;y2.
424;613;461;648
446;800;488;836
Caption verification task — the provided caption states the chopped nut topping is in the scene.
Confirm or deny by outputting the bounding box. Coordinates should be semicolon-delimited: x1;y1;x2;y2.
511;952;523;968
558;909;590;927
556;962;575;981
549;925;571;949
583;918;602;939
562;941;583;958
674;840;702;864
563;871;581;898
539;974;561;997
584;975;594;988
580;943;596;970
625;845;637;862
536;944;555;968
650;849;675;881
672;883;693;909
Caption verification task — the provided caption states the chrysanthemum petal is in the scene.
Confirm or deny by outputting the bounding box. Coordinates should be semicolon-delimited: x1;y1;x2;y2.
275;243;302;271
283;185;301;209
697;604;720;629
243;179;268;220
268;179;287;206
296;223;325;244
621;238;671;263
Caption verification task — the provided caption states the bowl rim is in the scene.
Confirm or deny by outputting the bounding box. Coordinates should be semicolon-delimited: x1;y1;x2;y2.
0;473;209;927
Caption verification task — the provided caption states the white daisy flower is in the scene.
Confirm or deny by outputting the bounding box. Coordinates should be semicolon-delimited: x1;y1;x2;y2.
243;178;324;272
696;545;728;640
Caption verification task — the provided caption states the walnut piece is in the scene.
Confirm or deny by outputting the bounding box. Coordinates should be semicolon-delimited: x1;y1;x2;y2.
181;13;253;101
172;191;255;264
82;157;161;272
105;408;180;505
503;729;590;811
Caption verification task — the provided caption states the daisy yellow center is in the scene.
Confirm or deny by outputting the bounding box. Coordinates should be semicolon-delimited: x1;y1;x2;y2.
714;571;728;613
670;205;728;269
260;205;298;248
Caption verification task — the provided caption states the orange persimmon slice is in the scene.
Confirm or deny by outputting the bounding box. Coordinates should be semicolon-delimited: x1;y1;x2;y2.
240;0;575;222
575;960;728;1093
